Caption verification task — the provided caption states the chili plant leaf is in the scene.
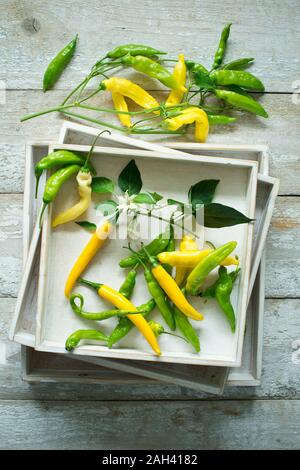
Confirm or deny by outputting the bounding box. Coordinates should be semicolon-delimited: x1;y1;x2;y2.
118;159;142;195
91;176;114;193
96;200;119;222
133;192;163;204
75;221;96;232
204;203;253;228
194;70;215;91
189;180;220;207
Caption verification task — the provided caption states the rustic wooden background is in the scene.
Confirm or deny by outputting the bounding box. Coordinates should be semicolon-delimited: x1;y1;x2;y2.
1;0;300;449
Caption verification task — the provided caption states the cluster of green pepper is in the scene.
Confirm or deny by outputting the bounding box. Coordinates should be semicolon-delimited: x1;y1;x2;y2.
21;23;268;140
65;223;240;353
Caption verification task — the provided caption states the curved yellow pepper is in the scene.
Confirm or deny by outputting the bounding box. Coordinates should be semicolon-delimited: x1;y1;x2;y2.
175;235;198;286
164;107;209;142
151;264;204;321
103;77;160;112
52;171;92;228
97;284;161;356
158;249;239;268
64;220;112;298
166;54;186;106
111;92;132;128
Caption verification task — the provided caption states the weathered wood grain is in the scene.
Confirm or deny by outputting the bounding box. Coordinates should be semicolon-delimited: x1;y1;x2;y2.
0;194;298;298
1;298;299;401
3;0;300;92
1;91;300;194
1;399;299;449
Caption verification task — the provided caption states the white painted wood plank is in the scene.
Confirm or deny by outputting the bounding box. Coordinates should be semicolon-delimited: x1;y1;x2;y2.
1;92;299;195
3;0;300;92
1;298;299;400
0;399;299;449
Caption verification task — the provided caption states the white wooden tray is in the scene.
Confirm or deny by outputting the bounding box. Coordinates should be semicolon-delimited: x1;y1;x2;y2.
35;142;257;367
13;134;276;389
60;124;276;385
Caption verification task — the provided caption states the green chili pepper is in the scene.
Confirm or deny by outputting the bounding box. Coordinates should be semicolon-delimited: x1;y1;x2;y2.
121;54;182;90
210;69;265;91
208;114;237;125
43;34;78;92
143;264;175;331
162;221;175;274
173;305;200;352
118;267;137;298
222;58;254;70
39;164;81;226
186;241;237;295
107;44;166;59
69;293;142;321
214;89;268;118
202;267;240;299
107;298;156;348
65;329;108;351
148;320;187;342
185;60;209;75
221;84;251;97
35;150;96;198
119;230;170;268
204;266;239;332
212;23;232;69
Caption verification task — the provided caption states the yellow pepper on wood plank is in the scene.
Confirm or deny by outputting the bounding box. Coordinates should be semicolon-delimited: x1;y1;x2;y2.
111;92;132;127
166;54;186;106
64;220;112;298
102;77;160;112
164;107;209;142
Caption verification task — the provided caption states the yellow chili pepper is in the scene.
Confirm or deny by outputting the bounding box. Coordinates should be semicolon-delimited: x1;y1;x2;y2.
111;92;132;128
102;77;160;112
64;220;112;298
141;245;203;321
158;250;239;268
165;54;186;106
151;263;203;321
88;283;161;356
52;170;92;228
175;235;198;286
159;249;212;267
164;107;209;142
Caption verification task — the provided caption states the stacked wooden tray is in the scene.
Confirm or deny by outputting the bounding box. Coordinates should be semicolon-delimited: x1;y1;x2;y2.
10;122;279;393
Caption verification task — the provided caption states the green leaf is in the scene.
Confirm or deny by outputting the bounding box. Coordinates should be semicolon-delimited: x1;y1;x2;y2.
193;70;215;91
133;192;163;204
118;159;142;195
95;199;119;222
75;221;96;232
189;180;219;207
91;176;114;193
204;203;253;228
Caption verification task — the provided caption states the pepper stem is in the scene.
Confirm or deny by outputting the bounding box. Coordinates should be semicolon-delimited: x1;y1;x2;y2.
79;278;103;291
82;129;111;172
162;331;188;343
39;202;48;228
141;244;158;267
123;244;147;269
